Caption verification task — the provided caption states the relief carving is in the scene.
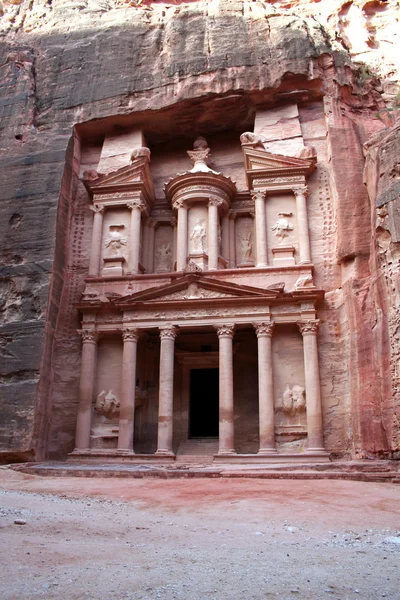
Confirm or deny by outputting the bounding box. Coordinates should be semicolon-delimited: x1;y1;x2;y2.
105;225;127;256
155;243;172;272
95;389;120;419
271;213;294;243
281;384;306;415
189;219;207;253
130;147;151;161
294;275;314;290
238;231;253;263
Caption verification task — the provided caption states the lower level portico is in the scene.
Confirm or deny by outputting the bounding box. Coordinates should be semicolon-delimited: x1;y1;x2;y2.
70;274;327;463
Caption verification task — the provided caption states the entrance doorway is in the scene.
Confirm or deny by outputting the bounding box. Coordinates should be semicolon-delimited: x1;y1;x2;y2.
189;368;219;438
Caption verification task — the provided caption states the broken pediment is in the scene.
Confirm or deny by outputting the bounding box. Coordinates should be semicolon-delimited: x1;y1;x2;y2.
242;146;316;190
115;275;283;308
83;150;155;205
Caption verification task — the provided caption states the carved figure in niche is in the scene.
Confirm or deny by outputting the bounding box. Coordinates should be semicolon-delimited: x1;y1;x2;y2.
239;232;253;262
105;225;127;256
190;219;207;253
95;390;120;419
271;213;294;243
281;384;306;415
156;242;172;271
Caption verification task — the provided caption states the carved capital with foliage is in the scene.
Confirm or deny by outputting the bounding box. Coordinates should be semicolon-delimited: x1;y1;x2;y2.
127;199;145;211
122;328;139;342
298;320;320;335
215;324;235;339
78;329;98;343
253;322;274;337
250;190;266;203
90;204;105;214
159;325;178;341
292;186;309;198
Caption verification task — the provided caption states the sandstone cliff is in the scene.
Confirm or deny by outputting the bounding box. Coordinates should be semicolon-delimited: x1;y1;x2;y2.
0;0;399;461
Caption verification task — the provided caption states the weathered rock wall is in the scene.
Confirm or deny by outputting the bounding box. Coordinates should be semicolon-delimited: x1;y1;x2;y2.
0;0;399;460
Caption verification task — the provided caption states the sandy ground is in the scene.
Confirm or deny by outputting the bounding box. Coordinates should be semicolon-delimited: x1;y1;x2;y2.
0;468;399;600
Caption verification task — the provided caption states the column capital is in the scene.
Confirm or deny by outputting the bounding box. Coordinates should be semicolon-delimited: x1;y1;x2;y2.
78;329;98;343
250;190;266;202
292;185;309;198
215;324;235;339
253;322;274;337
173;198;187;210
90;204;105;214
159;325;178;340
122;328;139;342
298;319;320;335
209;197;223;208
127;199;145;211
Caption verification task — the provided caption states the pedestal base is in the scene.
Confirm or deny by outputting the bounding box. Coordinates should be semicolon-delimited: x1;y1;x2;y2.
272;246;295;267
102;256;125;277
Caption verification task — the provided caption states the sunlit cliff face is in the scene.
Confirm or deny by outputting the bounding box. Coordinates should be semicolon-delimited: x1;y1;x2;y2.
1;0;399;99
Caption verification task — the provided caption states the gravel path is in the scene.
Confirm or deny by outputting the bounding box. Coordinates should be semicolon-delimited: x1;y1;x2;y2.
0;469;399;599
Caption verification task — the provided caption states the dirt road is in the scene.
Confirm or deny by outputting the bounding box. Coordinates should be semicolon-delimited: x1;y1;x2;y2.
0;468;399;599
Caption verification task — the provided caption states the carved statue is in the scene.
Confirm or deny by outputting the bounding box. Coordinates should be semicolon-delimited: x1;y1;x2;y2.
156;242;172;271
239;231;253;262
240;132;265;148
271;213;294;242
281;384;306;415
130;146;151;161
105;225;127;256
294;275;314;290
190;219;207;253
95;390;120;419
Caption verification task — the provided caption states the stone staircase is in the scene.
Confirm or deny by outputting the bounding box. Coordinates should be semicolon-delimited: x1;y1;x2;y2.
176;438;219;464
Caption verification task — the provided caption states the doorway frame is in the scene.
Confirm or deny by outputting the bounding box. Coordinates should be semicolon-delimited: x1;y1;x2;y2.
176;351;219;444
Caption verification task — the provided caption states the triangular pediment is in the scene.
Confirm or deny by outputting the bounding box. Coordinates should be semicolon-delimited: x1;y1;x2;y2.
243;147;315;174
84;156;155;202
116;275;282;307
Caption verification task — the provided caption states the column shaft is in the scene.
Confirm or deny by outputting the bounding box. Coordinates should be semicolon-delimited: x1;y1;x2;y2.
208;200;219;270
254;323;276;453
176;204;188;271
221;214;230;265
88;206;104;276
229;212;236;269
156;326;177;455
74;331;98;450
299;321;324;451
294;187;311;264
118;329;139;452
216;325;235;454
148;221;156;273
171;218;177;270
253;191;268;267
128;202;143;274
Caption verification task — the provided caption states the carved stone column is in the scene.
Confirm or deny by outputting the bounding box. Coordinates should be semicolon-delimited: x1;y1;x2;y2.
171;217;177;270
88;205;105;276
127;199;144;274
208;198;221;270
221;213;230;265
147;218;156;274
156;325;177;455
293;186;311;264
228;211;236;269
74;330;98;451
254;322;277;454
298;320;324;452
118;328;139;452
252;190;268;268
216;324;236;455
175;200;188;272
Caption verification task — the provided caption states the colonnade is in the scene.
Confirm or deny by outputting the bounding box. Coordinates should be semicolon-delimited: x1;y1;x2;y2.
73;320;324;456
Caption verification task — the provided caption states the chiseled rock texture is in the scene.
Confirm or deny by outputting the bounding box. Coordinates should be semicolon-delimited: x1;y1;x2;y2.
0;0;399;461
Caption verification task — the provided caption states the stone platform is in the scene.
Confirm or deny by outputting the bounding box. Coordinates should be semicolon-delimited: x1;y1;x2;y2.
11;460;400;484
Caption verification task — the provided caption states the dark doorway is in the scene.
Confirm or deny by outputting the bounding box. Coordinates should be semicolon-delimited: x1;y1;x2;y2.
189;368;219;438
